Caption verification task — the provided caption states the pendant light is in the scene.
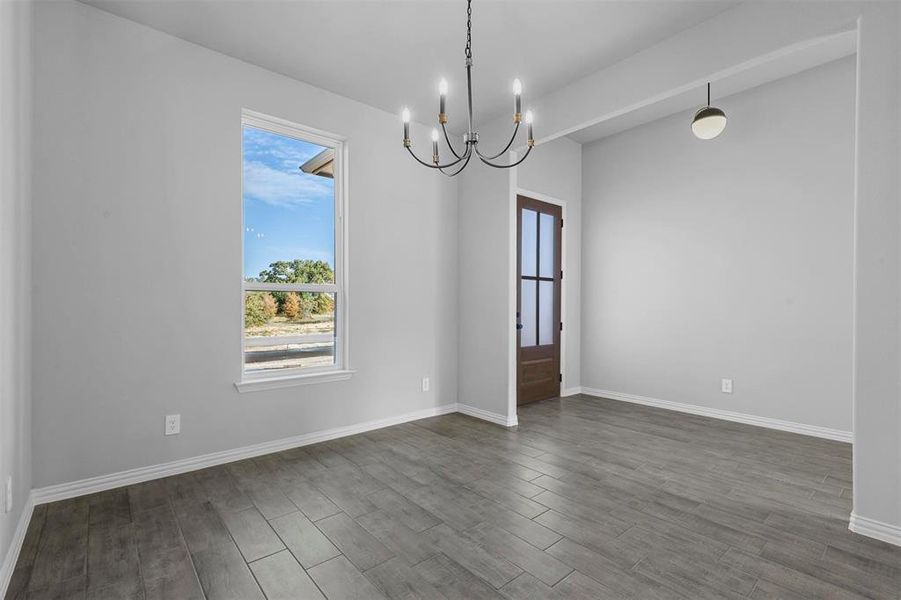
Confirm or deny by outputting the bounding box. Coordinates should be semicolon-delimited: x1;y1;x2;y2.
691;82;727;140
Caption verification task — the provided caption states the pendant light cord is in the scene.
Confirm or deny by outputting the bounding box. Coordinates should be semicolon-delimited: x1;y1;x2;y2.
707;82;711;107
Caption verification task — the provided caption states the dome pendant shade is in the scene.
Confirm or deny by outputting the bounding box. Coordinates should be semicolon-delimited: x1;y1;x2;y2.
691;106;727;140
691;82;726;140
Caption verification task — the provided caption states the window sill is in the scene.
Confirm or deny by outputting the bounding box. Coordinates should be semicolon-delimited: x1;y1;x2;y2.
234;369;356;393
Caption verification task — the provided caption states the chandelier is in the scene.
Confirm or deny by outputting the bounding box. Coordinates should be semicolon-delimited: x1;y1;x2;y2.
401;0;534;176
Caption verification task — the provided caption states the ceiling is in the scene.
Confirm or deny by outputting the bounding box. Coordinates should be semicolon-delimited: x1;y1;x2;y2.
80;0;738;128
567;28;857;144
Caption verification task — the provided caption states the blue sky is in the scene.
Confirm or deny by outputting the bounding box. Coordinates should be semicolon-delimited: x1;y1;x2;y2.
243;125;335;280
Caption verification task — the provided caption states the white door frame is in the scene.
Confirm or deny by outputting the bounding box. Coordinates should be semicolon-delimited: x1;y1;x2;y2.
506;160;569;424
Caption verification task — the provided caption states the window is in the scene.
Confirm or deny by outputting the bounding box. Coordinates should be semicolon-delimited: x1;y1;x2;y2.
239;111;348;387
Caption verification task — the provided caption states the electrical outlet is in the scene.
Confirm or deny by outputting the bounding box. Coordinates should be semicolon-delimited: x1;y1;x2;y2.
421;377;430;392
5;476;12;513
165;414;181;436
721;378;733;394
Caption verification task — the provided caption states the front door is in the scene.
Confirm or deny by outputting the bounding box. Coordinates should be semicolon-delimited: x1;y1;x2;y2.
517;195;562;405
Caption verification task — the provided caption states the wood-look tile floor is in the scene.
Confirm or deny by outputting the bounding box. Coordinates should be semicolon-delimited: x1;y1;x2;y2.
6;395;901;599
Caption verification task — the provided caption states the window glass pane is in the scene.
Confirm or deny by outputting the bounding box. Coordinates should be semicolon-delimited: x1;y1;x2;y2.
539;281;554;345
244;291;336;372
243;125;335;285
520;279;536;347
539;212;555;278
521;209;537;277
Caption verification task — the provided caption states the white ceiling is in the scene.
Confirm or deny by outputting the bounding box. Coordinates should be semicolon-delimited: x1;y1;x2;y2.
567;28;857;144
80;0;738;128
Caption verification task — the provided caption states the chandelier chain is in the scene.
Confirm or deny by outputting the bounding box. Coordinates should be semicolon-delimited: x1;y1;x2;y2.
465;0;472;60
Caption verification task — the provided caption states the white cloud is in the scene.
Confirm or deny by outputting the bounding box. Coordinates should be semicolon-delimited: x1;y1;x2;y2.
243;160;333;208
243;127;322;167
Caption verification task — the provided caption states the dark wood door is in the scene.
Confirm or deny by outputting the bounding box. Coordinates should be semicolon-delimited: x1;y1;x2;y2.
517;195;562;405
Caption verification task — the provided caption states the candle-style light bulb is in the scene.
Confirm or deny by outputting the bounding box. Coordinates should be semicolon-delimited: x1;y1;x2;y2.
431;128;440;163
438;79;448;121
525;110;534;146
402;108;411;146
513;78;523;118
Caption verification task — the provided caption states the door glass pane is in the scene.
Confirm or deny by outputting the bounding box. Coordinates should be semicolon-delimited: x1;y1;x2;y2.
244;291;336;371
539;212;555;278
539;281;554;345
520;279;536;347
521;209;537;277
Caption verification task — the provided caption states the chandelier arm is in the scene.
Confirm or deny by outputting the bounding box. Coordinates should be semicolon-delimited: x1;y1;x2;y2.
441;123;464;159
477;144;532;169
474;122;520;160
405;145;470;169
438;146;473;177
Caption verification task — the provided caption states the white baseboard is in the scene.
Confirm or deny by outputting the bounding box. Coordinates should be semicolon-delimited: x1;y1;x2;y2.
30;402;520;505
849;512;901;547
6;400;518;594
456;403;518;427
32;403;458;505
561;386;583;397
0;492;35;599
581;388;853;443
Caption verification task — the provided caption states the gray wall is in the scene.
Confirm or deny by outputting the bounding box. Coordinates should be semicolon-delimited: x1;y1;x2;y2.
0;0;32;573
457;159;510;417
31;1;458;488
581;57;856;432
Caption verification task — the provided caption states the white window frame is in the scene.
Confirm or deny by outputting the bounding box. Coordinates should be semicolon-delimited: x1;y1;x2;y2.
236;109;352;392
